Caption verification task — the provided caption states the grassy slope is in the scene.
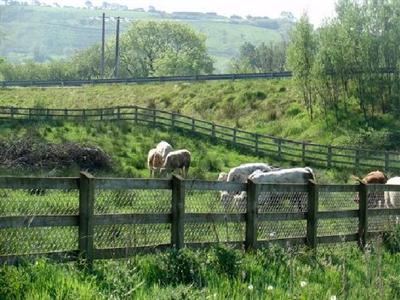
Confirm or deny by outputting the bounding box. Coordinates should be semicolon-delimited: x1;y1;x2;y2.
1;244;400;299
0;120;263;180
0;5;284;72
0;79;367;147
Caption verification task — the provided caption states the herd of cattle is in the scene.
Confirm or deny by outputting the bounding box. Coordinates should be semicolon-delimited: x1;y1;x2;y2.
147;141;400;210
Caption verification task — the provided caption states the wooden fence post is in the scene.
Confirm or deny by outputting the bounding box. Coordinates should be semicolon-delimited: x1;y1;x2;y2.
302;142;306;163
134;106;138;124
117;107;121;121
306;180;318;249
78;171;95;268
355;150;360;169
10;107;14;119
358;182;368;250
385;151;389;172
211;123;216;138
171;113;176;128
277;139;282;161
171;175;185;249
255;134;259;156
245;179;259;251
233;128;237;144
191;118;195;131
327;145;332;168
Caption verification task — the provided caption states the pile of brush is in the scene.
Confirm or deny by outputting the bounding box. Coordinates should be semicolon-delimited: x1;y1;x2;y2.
0;135;112;171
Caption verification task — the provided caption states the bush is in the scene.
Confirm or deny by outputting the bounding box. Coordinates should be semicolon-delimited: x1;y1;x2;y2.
208;246;241;278
383;225;400;253
140;249;206;288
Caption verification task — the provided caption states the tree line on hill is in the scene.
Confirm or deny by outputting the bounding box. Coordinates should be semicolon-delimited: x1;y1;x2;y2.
287;0;400;126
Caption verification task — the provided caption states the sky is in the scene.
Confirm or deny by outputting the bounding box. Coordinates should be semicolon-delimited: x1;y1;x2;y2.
42;0;337;26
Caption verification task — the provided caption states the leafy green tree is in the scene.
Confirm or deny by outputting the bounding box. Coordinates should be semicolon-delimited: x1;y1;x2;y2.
120;21;213;77
230;41;287;73
287;14;316;119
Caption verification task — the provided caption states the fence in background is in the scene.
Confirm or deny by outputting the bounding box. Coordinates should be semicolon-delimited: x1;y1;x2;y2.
0;173;399;266
0;105;399;172
0;72;292;88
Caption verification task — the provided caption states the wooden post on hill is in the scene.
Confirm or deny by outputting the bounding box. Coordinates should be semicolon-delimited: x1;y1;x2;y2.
306;180;318;249
78;172;95;268
134;106;138;124
385;151;390;172
355;150;360;169
277;139;282;161
327;145;332;168
171;175;185;249
255;134;259;156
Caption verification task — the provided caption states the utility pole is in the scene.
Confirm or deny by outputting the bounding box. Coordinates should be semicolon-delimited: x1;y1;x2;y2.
114;16;120;78
100;12;105;78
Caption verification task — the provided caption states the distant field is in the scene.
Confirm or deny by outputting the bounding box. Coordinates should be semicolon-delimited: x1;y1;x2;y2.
0;5;288;72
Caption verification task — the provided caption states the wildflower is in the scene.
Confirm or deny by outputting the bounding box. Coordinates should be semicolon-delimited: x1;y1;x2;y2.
248;284;254;291
330;296;337;300
300;281;307;288
267;285;273;290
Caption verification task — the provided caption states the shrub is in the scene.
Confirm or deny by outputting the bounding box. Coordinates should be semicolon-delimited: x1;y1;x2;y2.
383;225;400;253
140;249;206;288
208;246;241;278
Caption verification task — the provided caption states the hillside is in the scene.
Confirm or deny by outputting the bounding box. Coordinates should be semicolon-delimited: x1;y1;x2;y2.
0;120;263;179
0;78;394;151
0;5;292;72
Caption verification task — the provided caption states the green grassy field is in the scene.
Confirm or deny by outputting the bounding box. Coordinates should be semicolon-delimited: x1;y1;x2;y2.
0;5;287;72
0;118;354;183
0;78;392;151
1;242;400;299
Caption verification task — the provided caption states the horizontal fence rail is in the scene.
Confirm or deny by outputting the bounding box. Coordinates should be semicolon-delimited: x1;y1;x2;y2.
0;72;293;88
0;105;399;172
0;173;400;266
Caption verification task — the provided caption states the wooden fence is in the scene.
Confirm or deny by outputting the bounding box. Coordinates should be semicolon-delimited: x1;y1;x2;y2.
0;173;400;266
0;71;292;88
1;105;399;172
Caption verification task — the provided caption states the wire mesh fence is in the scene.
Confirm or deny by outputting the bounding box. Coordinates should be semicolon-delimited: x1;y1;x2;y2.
258;191;308;241
1;176;400;264
94;188;172;249
0;189;78;216
0;187;79;256
185;185;246;244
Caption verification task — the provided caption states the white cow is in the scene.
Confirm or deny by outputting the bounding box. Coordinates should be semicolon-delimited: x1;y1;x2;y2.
156;141;173;161
248;167;315;212
227;163;273;183
218;163;273;212
385;177;400;208
147;148;164;177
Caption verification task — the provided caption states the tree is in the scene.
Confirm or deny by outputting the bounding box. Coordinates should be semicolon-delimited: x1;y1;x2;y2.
287;14;316;119
119;21;213;77
230;41;287;73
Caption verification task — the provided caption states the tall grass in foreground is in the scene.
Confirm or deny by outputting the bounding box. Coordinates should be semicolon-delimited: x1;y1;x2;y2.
2;239;400;299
